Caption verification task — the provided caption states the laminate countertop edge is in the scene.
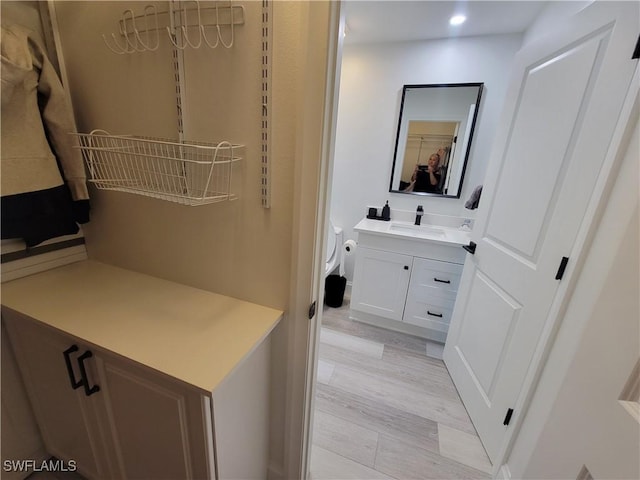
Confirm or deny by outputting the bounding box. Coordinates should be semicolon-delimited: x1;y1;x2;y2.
1;260;283;394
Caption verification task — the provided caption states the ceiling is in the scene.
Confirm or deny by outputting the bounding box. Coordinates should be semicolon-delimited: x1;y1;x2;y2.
343;1;548;44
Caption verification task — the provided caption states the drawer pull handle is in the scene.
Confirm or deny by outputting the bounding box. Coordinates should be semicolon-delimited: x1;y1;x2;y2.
427;311;443;318
433;277;451;284
63;345;83;390
77;351;101;397
404;265;409;270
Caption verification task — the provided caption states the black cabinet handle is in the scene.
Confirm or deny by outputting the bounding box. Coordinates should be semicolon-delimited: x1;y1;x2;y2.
403;265;409;270
77;351;100;397
462;241;477;254
427;311;443;318
433;277;451;284
63;345;83;390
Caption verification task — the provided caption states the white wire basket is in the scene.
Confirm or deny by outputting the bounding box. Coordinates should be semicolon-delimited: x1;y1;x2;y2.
73;130;242;206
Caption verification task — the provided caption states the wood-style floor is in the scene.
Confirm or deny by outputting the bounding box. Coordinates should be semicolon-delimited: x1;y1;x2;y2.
310;296;492;480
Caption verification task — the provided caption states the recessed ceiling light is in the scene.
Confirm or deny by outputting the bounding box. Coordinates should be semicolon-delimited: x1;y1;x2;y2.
450;15;466;26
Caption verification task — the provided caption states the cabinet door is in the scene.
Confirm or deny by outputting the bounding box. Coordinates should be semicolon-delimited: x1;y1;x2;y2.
2;309;112;479
95;351;215;480
351;247;412;321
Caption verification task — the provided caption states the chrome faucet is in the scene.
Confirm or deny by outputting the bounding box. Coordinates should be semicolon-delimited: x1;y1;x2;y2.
415;205;424;225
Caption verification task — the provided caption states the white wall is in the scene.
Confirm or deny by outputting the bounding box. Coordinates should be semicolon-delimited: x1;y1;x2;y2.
329;33;523;280
522;1;594;46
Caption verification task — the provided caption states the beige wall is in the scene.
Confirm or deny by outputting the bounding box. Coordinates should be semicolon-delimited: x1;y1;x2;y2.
54;1;294;310
53;2;327;476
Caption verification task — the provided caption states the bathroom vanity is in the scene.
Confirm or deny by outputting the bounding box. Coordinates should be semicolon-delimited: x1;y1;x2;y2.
1;261;282;480
350;217;470;343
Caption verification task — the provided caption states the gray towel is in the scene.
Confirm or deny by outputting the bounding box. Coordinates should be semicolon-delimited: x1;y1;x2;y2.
465;185;483;210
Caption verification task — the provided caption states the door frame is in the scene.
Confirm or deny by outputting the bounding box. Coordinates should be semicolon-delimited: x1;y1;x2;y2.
283;1;343;479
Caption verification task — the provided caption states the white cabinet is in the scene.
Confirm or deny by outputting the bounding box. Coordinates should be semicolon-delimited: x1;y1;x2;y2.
0;261;280;480
350;219;466;343
3;312;111;478
3;309;214;479
3;305;272;480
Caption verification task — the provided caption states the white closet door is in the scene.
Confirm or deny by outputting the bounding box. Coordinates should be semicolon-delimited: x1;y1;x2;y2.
443;1;639;465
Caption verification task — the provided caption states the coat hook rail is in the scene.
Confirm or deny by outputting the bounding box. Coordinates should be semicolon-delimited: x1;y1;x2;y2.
103;1;243;53
119;5;244;35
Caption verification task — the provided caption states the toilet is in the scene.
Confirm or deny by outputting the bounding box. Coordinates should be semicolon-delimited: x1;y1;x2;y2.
325;220;343;277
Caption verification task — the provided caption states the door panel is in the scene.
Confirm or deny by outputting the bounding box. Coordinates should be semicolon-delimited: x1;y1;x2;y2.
455;269;521;402
2;310;111;479
443;1;639;465
487;32;604;258
97;357;213;480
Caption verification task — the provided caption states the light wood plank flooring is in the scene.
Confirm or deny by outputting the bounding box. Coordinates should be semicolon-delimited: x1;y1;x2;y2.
311;296;492;480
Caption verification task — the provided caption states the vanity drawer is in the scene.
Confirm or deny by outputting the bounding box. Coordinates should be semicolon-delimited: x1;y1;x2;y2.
403;294;455;333
409;257;463;299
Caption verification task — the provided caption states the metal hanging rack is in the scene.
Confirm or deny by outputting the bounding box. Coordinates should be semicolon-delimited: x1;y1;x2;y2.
102;0;244;54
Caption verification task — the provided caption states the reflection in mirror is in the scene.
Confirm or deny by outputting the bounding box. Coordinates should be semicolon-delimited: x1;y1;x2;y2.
390;84;483;198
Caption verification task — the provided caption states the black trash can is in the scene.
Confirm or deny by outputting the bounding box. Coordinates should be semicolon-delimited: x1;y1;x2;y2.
325;274;347;308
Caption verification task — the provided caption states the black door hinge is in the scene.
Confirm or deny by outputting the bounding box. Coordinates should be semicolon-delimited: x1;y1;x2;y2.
503;408;514;426
555;256;569;280
308;301;317;320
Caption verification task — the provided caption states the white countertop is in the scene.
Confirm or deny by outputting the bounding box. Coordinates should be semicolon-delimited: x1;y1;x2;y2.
1;260;282;394
354;218;471;246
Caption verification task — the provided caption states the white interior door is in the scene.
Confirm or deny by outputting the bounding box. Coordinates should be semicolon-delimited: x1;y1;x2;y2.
443;1;639;465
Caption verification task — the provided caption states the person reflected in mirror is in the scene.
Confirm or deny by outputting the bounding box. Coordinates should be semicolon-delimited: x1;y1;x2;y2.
408;153;442;193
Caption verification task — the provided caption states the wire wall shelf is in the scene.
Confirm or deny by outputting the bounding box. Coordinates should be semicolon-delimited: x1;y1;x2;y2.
74;130;242;206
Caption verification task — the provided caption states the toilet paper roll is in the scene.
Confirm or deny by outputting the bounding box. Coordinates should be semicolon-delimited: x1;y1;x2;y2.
340;240;357;277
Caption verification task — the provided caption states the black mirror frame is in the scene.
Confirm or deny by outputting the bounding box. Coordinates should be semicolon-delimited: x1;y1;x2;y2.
389;83;484;199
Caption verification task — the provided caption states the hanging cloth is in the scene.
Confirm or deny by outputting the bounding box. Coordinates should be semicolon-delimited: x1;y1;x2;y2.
1;24;89;246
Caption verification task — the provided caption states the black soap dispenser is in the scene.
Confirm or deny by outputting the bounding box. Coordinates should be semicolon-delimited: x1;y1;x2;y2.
381;201;391;221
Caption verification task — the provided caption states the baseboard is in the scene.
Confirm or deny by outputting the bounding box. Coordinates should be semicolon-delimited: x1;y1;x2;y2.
349;308;447;343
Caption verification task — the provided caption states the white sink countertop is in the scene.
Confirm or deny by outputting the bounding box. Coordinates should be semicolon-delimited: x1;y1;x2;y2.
354;217;471;246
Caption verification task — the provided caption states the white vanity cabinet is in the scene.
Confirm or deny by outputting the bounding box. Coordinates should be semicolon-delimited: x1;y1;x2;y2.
1;260;282;480
350;218;467;343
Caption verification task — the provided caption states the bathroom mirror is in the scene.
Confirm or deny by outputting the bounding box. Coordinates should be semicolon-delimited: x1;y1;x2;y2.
390;83;483;198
